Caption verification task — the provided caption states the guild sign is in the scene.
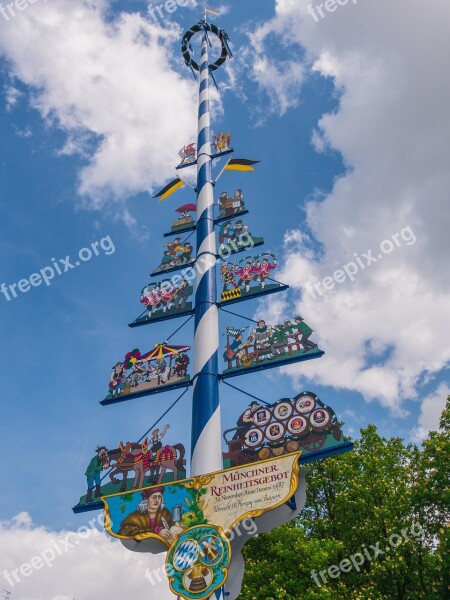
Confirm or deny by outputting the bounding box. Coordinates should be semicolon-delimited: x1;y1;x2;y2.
222;391;348;469
168;204;197;235
75;427;187;507
217;189;246;220
104;343;191;404
178;143;197;167
220;253;286;304
222;316;322;376
217;218;264;257
131;278;194;327
167;525;231;600
212;131;232;155
153;238;195;276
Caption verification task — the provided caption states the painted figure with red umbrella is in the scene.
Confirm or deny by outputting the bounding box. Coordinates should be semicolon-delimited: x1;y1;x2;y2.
172;203;196;232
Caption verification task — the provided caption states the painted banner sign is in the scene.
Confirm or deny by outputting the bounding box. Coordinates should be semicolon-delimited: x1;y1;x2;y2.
102;451;301;545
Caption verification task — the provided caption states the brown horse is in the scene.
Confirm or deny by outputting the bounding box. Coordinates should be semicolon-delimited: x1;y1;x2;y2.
107;443;186;492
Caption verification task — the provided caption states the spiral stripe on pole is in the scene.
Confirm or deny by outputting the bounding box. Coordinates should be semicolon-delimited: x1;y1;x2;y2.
190;32;222;478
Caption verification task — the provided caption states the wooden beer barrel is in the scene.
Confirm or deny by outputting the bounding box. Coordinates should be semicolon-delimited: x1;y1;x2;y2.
258;447;271;460
286;440;300;453
271;442;286;457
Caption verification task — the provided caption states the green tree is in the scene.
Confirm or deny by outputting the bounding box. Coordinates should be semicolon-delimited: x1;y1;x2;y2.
239;399;450;600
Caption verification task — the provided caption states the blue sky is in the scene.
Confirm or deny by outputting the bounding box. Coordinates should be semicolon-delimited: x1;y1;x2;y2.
0;0;449;545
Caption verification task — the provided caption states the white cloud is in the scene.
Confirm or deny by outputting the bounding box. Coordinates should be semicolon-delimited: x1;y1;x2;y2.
11;513;32;528
249;55;304;116
250;0;450;412
4;85;21;111
0;512;175;599
0;0;203;211
236;12;305;122
412;383;449;443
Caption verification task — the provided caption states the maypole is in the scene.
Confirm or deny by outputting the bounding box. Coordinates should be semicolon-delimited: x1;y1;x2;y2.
191;17;221;477
72;10;354;600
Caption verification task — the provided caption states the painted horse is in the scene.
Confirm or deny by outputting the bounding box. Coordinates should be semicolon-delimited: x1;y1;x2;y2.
107;442;186;492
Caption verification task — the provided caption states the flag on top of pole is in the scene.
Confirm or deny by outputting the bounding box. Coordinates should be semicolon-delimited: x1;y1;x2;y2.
205;7;220;16
153;177;185;201
224;158;260;172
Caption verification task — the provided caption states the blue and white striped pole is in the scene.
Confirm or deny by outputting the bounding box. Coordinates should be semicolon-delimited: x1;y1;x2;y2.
191;25;222;478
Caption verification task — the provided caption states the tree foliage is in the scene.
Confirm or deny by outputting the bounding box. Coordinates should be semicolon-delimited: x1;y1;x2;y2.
240;398;450;600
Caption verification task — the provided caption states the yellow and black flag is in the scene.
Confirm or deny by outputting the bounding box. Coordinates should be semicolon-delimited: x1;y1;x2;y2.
153;177;185;202
224;158;260;172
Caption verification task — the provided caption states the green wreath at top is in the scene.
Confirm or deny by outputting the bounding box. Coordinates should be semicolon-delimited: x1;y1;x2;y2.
182;22;231;73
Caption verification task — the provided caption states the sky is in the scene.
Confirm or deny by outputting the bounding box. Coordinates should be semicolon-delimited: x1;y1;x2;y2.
0;0;449;598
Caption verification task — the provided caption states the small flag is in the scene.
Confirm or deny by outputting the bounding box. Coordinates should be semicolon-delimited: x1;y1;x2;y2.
153;177;185;202
224;158;260;172
205;7;220;16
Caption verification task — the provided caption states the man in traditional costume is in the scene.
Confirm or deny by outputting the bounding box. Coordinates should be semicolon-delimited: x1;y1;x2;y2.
235;260;257;293
292;316;318;353
232;189;245;213
84;446;109;503
269;324;289;358
233;401;260;440
254;257;277;289
220;262;238;292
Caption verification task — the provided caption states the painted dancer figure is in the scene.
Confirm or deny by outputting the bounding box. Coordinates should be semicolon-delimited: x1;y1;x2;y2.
235;260;256;293
220;262;238;292
160;284;176;313
141;286;162;316
254;256;277;289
